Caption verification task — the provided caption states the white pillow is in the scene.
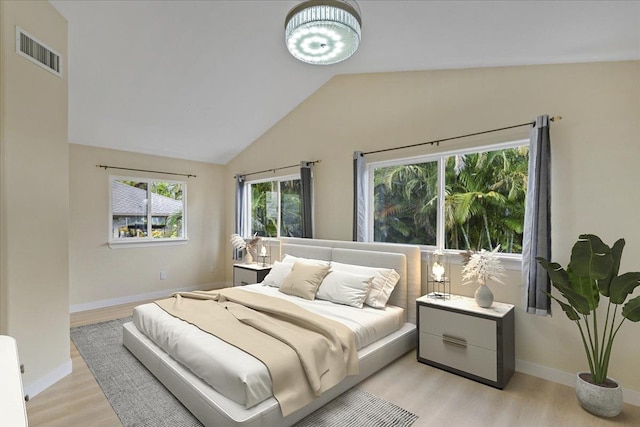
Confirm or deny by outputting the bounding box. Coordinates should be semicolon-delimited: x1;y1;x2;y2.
316;271;373;308
281;254;330;266
329;261;401;309
261;261;292;287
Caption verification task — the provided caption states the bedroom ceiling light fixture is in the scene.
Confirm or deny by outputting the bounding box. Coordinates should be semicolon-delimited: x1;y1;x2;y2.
285;0;362;65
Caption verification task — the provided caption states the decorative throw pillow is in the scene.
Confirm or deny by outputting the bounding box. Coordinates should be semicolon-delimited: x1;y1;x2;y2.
279;262;330;300
261;261;293;287
329;262;401;308
316;270;374;308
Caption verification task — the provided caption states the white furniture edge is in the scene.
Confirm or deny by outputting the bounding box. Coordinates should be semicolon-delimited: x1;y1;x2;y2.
123;239;421;427
0;336;28;426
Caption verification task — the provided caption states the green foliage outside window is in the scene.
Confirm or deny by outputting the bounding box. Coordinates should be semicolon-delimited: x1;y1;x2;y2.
373;146;529;253
250;179;302;238
374;162;438;245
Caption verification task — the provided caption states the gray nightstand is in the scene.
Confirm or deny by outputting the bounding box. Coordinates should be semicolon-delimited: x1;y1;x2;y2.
416;293;515;389
233;264;272;287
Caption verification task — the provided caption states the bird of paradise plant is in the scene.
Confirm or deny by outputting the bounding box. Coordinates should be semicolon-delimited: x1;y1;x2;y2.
536;234;640;385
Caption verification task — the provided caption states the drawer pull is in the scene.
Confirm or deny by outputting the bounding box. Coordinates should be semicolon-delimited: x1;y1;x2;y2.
442;334;467;348
20;364;25;374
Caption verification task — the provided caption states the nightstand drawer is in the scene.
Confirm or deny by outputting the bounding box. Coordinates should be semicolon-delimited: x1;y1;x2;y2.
233;264;271;287
419;305;496;351
419;331;497;381
234;267;259;286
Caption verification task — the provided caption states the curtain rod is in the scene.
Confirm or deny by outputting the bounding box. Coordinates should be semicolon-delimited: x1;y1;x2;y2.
96;164;197;178
236;160;321;179
362;116;562;156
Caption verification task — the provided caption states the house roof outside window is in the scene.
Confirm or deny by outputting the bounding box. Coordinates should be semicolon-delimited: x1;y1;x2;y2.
111;180;182;216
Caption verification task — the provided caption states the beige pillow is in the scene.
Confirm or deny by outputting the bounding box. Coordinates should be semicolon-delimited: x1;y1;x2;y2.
279;262;330;300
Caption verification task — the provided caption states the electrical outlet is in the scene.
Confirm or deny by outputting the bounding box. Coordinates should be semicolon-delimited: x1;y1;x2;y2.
209;265;215;272
160;271;167;280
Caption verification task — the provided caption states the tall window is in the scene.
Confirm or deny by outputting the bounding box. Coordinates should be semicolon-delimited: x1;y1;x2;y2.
246;175;302;238
370;140;528;254
110;177;186;242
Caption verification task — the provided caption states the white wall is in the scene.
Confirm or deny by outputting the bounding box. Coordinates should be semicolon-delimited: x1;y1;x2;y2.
0;0;71;395
225;61;640;398
68;144;228;309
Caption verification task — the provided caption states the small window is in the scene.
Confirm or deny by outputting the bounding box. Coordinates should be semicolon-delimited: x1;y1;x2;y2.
110;177;186;244
370;140;528;255
246;175;302;238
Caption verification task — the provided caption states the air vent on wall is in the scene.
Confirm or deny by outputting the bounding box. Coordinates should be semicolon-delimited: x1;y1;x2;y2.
15;26;62;78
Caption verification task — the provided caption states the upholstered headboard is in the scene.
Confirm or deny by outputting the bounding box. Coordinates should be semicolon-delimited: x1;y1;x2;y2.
279;238;421;324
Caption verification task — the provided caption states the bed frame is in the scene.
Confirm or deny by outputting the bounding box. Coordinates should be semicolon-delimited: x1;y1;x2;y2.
123;238;421;427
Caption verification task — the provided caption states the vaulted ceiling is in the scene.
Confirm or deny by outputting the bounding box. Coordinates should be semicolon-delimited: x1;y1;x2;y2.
50;1;640;164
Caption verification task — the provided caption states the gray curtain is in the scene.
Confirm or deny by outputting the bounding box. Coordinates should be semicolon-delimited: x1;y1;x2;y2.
234;174;246;260
353;151;366;241
300;162;313;238
522;115;552;315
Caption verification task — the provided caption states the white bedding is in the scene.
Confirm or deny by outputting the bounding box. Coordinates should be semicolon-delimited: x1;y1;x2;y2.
133;284;405;409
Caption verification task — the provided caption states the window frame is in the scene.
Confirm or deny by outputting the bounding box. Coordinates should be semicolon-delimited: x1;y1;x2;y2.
108;175;188;248
243;173;301;238
367;139;528;261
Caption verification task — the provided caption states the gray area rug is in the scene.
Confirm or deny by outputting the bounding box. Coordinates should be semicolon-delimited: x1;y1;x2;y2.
71;317;418;427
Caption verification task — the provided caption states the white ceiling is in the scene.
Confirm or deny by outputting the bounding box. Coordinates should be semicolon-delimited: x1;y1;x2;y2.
50;0;640;165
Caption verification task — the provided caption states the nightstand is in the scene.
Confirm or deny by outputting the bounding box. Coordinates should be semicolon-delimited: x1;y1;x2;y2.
233;263;272;287
416;293;515;389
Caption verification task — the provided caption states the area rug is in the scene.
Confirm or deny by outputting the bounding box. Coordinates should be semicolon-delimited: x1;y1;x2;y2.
71;317;418;427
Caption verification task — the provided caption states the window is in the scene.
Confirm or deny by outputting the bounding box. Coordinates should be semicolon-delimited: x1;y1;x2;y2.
246;175;302;238
370;140;528;254
110;177;186;244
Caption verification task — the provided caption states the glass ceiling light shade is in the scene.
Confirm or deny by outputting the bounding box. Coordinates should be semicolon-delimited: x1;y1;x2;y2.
285;0;362;65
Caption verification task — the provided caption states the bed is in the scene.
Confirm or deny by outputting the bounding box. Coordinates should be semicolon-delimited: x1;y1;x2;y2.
123;238;422;427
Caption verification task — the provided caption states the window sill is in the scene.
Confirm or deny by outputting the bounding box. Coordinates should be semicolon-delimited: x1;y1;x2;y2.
420;249;522;271
108;238;188;249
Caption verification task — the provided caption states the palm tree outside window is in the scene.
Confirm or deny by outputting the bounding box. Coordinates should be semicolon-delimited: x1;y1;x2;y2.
370;140;528;255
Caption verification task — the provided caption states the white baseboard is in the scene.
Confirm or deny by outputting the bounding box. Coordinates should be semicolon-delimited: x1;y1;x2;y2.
69;282;227;313
23;359;72;399
516;359;640;407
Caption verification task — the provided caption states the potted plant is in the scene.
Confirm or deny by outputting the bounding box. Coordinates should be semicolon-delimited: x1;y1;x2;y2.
536;234;640;417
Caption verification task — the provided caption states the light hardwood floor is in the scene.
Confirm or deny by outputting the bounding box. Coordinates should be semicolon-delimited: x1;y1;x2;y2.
26;301;640;427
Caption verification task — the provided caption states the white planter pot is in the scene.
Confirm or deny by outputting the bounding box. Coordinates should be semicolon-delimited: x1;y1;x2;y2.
575;372;623;417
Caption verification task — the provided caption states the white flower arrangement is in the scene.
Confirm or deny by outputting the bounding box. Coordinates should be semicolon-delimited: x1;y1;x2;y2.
230;233;260;262
230;233;247;251
461;245;506;286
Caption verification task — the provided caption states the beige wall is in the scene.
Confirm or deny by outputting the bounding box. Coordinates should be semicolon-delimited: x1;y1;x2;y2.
69;144;227;307
0;0;70;393
225;61;640;395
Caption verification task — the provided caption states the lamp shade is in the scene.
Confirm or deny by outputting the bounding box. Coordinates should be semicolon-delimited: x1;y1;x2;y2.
285;0;362;65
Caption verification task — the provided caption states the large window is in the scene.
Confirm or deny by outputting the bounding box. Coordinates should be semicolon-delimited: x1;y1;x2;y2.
370;140;528;254
110;177;186;243
246;175;302;238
